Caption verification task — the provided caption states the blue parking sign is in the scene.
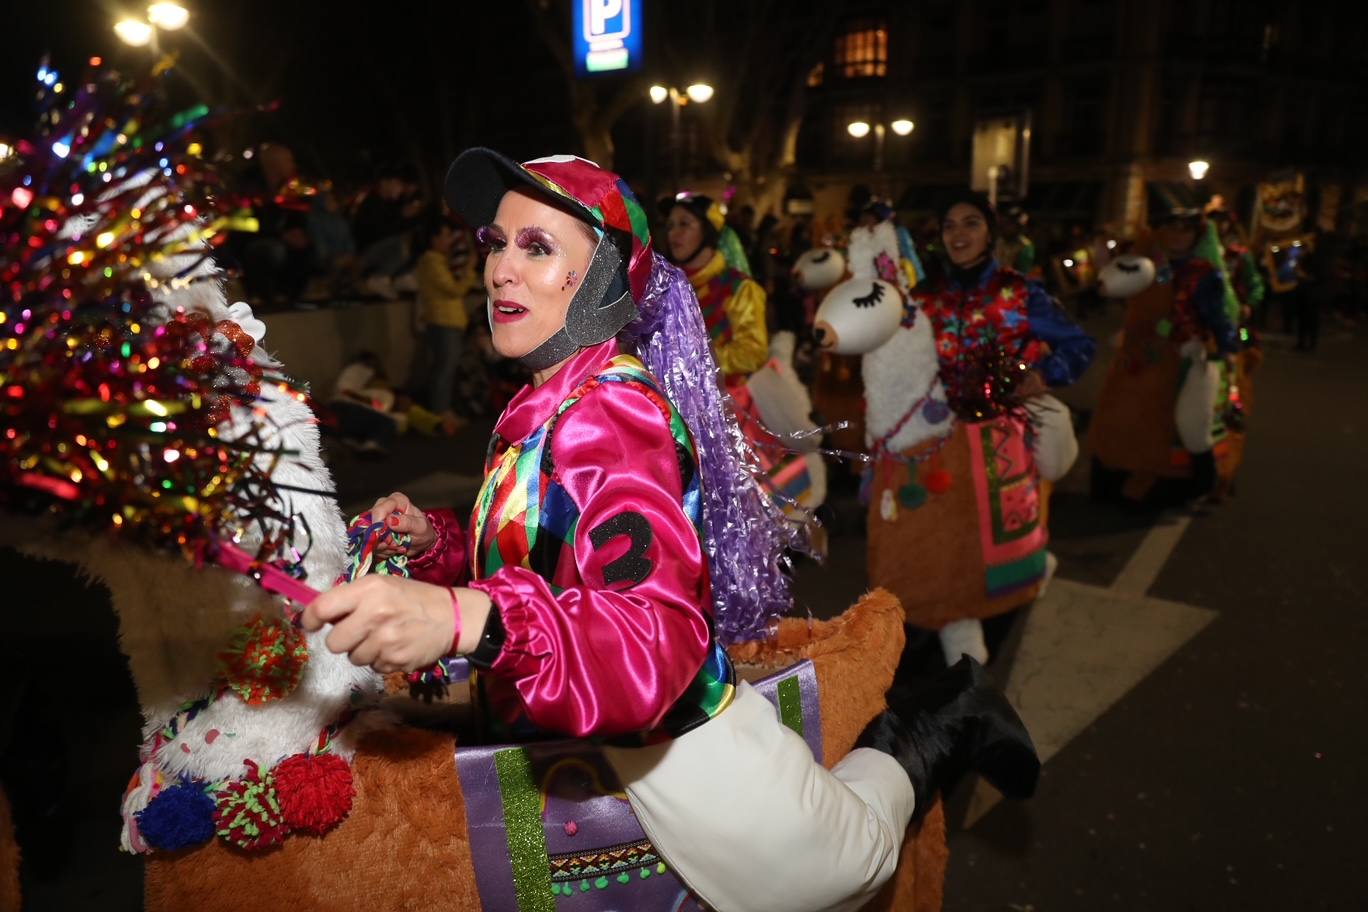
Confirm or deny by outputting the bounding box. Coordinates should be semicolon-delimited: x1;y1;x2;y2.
572;0;643;75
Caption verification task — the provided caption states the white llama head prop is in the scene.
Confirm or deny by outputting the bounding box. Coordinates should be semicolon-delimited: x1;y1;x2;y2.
1098;254;1157;299
813;222;910;356
792;247;847;293
812;223;949;454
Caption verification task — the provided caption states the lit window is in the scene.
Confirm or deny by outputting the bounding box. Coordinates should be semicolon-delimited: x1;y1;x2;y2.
834;19;888;79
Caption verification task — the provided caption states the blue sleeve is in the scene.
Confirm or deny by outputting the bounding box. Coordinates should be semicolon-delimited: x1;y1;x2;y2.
1193;271;1239;355
1025;281;1096;387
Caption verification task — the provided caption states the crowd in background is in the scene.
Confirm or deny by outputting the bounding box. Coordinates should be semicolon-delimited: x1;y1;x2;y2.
213;142;1368;459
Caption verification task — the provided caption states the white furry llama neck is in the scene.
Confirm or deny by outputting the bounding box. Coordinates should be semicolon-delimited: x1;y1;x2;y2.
5;219;378;790
862;320;949;453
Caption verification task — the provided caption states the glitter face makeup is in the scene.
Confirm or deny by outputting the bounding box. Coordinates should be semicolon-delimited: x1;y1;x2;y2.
481;189;597;370
514;226;559;257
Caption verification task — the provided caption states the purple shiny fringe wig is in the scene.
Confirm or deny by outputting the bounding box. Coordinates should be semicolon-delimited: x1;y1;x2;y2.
619;254;805;644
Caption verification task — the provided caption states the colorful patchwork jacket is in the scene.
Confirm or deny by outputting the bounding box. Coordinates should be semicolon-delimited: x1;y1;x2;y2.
409;340;733;742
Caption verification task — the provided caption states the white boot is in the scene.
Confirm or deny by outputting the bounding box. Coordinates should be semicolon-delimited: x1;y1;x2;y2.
939;617;989;667
1037;550;1060;598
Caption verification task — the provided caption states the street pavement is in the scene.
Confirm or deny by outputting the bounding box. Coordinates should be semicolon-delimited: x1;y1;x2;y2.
3;305;1364;910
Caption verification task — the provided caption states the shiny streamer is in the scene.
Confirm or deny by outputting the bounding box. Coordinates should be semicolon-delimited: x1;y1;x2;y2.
619;255;807;645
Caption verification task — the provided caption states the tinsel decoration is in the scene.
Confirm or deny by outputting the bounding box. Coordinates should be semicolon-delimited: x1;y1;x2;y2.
213;759;289;851
272;753;355;835
216;613;310;705
135;780;217;851
942;345;1034;425
0;57;302;571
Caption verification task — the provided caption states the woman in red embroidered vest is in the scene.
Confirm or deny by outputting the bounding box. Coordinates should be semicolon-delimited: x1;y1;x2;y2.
301;151;1038;911
854;194;1093;665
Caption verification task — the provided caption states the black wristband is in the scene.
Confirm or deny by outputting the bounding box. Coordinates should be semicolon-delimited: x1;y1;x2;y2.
466;604;506;670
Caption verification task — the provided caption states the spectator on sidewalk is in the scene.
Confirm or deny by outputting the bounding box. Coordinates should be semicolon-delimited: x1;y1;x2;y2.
353;166;423;298
329;351;461;458
415;217;477;419
307;184;359;296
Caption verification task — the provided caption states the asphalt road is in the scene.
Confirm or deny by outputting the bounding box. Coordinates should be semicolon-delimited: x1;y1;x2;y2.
3;308;1363;911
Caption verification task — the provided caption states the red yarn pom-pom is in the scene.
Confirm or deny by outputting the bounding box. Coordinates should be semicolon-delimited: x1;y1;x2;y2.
272;753;355;835
925;469;953;495
214;759;290;851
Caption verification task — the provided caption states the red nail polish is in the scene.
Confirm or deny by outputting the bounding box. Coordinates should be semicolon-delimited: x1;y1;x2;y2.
389;516;399;526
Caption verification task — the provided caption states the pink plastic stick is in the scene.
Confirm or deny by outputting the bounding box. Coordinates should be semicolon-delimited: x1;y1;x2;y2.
213;539;321;606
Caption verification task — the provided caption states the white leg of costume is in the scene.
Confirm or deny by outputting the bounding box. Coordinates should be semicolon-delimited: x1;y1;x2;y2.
939;617;989;667
603;683;915;912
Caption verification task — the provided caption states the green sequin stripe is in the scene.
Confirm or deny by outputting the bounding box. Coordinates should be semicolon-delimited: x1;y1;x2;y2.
493;748;556;912
776;675;804;737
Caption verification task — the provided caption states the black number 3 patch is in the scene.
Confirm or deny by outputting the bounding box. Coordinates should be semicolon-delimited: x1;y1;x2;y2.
588;511;654;587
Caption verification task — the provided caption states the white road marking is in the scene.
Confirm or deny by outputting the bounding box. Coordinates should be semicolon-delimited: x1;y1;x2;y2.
964;514;1214;827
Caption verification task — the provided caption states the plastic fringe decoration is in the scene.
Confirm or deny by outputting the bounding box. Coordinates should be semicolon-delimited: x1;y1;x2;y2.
619;254;805;644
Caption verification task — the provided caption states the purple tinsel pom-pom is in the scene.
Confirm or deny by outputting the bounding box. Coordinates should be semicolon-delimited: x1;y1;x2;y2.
136;781;217;851
619;255;806;645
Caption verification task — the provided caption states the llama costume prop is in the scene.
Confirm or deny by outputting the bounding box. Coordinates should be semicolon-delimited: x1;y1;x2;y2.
0;61;954;911
793;246;866;457
814;224;1079;665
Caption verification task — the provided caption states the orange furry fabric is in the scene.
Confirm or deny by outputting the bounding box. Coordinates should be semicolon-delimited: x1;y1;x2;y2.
0;785;19;912
732;588;948;912
867;430;1041;629
1088;279;1189;486
143;590;945;912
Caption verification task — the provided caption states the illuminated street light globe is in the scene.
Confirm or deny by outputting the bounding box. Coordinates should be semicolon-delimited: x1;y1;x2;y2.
890;119;915;136
847;121;871;139
1188;159;1211;181
685;83;714;104
114;18;155;45
649;85;669;104
147;2;190;29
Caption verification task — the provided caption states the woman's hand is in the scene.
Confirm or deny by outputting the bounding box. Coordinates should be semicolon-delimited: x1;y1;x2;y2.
370;491;435;559
300;576;475;674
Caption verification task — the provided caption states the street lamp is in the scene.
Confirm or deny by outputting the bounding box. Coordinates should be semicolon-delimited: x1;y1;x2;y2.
147;2;190;29
650;83;715;189
846;117;914;174
114;19;155;46
115;2;190;49
1188;159;1210;181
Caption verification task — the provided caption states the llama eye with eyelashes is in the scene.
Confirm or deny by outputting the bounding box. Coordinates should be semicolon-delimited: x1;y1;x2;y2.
1116;261;1140;273
812;251;831;263
852;283;886;308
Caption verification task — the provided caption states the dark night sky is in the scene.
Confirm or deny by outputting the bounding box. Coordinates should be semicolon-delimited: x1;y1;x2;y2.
2;1;592;189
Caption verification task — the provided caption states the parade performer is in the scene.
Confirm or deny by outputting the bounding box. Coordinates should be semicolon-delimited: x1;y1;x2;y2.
662;193;766;380
1089;185;1240;507
662;191;824;518
994;203;1039;279
301;150;1039;911
817;194;1093;665
0;59;1030;912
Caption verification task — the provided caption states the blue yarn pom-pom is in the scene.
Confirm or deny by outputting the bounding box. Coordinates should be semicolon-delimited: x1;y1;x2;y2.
136;781;216;851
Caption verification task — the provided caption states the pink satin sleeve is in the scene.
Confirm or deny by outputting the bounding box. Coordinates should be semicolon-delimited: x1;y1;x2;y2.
404;508;470;587
468;382;712;738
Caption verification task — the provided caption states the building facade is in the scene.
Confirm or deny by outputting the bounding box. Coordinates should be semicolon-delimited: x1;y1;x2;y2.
791;0;1368;234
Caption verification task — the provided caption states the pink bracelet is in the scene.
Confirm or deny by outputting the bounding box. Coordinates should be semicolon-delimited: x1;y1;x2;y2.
448;587;463;656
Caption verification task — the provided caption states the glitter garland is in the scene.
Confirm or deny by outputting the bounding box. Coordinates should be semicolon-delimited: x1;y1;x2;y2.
0;57;302;572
